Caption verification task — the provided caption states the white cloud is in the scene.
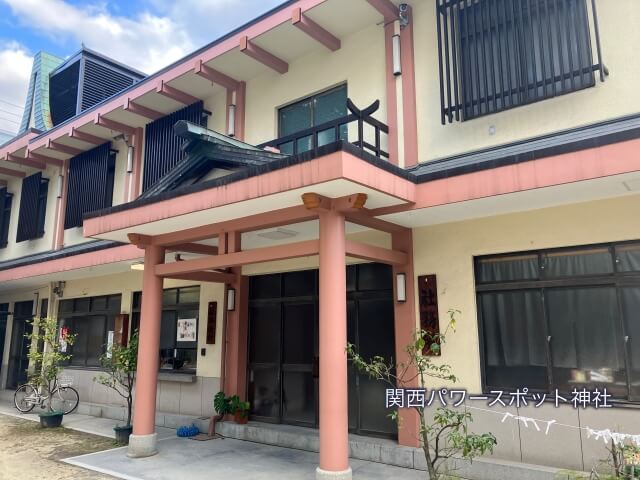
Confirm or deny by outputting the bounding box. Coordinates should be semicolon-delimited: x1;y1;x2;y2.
0;42;32;135
0;0;284;137
3;0;196;74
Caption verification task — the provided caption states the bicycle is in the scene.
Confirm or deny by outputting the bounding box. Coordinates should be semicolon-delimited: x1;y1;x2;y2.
14;376;79;415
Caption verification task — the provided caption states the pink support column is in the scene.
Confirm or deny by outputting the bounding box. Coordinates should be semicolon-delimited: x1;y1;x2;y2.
128;244;164;458
53;159;69;250
317;210;351;480
221;231;249;398
392;229;420;448
400;5;418;167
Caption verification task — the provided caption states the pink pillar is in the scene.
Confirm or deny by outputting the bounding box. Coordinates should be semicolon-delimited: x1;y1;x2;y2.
392;229;420;448
317;210;351;480
128;244;164;458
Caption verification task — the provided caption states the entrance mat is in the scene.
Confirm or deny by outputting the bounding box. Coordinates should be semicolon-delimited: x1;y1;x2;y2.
189;433;224;441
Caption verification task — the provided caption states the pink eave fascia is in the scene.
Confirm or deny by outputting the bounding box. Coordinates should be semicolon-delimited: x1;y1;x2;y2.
0;244;141;283
24;0;330;153
83;150;416;238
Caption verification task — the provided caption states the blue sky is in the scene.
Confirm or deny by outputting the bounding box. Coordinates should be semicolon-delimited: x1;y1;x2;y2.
0;0;284;135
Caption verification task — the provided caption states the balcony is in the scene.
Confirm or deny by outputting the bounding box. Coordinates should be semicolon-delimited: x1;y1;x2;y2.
258;99;389;160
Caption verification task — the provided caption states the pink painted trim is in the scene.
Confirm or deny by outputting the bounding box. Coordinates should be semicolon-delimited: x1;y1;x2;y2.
0;166;26;178
47;139;81;156
53;159;69;250
392;229;420;448
235;82;246;141
344;239;407;265
6;153;45;170
0;130;39;161
384;23;399;166
292;7;341;51
26;150;63;168
70;128;106;145
400;8;419;167
366;0;399;22
123;98;163;121
318;210;349;472
25;0;329;152
194;59;240;91
240;36;289;74
0;244;141;282
95;113;135;136
83;150;415;237
414;138;640;209
131;127;143;200
155;239;319;276
132;244;165;436
156;80;199;105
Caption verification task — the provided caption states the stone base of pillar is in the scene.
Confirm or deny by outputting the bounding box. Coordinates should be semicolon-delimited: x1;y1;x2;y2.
315;467;352;480
127;433;158;458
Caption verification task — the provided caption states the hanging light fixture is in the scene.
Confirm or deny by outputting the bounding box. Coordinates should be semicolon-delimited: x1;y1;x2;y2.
227;104;236;137
392;34;402;76
396;273;407;303
227;287;236;311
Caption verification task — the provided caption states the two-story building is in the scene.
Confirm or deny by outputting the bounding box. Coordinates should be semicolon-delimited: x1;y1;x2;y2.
0;1;638;478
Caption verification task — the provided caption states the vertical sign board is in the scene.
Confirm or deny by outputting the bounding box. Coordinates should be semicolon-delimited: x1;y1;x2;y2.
114;313;130;346
418;274;441;356
206;301;217;344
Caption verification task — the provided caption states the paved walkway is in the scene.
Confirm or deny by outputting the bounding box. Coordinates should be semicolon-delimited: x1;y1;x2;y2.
0;401;425;479
64;435;426;480
0;402;175;440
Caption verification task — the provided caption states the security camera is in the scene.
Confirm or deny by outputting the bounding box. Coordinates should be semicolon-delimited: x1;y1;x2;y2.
399;3;410;28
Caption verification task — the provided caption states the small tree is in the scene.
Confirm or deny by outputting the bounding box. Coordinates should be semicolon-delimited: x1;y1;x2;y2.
347;309;497;479
95;332;138;427
26;316;76;413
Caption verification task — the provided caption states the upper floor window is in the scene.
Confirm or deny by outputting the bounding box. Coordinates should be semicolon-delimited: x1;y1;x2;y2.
0;188;13;248
277;84;348;155
64;143;115;229
16;172;48;243
436;0;607;123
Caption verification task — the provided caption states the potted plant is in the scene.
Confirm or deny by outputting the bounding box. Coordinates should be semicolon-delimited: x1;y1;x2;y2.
94;332;138;444
26;316;76;428
229;395;250;424
212;392;250;425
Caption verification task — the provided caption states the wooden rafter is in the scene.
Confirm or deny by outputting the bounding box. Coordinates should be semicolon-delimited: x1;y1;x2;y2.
70;128;107;145
6;153;45;170
95;114;136;136
239;36;288;74
123;98;163;121
155;239;319;277
193;59;240;91
292;7;340;51
156;80;200;105
47;139;82;156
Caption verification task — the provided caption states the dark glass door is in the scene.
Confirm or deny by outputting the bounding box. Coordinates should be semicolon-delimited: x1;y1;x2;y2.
347;263;396;438
7;301;34;389
247;264;396;438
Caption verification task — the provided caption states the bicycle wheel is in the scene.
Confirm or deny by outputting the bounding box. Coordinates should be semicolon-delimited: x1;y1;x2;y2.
14;384;38;413
51;386;79;415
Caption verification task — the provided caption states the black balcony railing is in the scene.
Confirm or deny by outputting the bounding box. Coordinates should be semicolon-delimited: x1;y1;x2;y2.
258;99;389;160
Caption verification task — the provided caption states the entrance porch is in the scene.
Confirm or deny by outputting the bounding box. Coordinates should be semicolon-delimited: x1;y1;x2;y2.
82;146;420;479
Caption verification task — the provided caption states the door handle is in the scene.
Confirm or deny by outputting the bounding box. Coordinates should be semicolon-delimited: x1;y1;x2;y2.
625;336;630;344
547;336;552;343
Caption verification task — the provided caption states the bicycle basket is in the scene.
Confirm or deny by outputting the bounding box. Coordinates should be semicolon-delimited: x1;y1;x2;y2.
58;376;73;387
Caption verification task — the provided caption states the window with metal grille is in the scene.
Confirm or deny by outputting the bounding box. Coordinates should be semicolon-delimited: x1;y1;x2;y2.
16;172;49;242
142;101;207;192
436;0;607;124
64;143;115;229
0;188;12;248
